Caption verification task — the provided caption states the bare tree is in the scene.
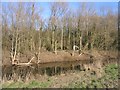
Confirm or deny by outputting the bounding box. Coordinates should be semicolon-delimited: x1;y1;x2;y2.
9;3;23;64
49;2;68;53
2;2;118;65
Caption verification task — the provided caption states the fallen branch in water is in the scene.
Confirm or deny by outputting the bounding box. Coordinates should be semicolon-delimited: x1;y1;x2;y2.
13;57;35;66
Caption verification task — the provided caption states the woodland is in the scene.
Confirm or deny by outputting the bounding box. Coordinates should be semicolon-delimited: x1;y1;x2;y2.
2;2;118;88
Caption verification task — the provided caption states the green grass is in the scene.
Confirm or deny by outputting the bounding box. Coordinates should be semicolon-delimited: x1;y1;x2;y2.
26;80;52;88
2;81;26;88
65;63;118;88
2;63;118;88
105;64;118;80
2;78;52;88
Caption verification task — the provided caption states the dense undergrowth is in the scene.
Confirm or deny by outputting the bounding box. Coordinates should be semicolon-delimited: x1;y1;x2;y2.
2;64;118;88
65;63;118;88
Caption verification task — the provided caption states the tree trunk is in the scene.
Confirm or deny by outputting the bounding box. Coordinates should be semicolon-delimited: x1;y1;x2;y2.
68;27;71;50
52;30;55;51
54;40;57;54
61;28;63;50
11;28;19;64
79;36;82;54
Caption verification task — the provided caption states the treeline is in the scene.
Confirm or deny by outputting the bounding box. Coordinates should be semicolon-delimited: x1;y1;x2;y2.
2;2;118;58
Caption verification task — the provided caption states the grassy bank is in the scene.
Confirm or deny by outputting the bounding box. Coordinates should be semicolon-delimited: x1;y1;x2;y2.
2;79;52;88
2;63;118;88
65;63;118;88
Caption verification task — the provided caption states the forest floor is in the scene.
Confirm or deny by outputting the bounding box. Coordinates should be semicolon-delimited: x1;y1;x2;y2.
2;49;118;65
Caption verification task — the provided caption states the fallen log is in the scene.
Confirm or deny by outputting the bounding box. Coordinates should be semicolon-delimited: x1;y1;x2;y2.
13;57;35;66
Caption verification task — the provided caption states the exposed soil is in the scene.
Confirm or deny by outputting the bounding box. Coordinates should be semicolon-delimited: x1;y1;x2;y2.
2;50;118;65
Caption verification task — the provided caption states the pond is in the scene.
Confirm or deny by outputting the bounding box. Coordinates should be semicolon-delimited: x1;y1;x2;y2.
2;59;95;82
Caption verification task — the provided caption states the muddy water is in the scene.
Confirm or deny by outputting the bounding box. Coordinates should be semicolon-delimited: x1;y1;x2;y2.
2;59;94;81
